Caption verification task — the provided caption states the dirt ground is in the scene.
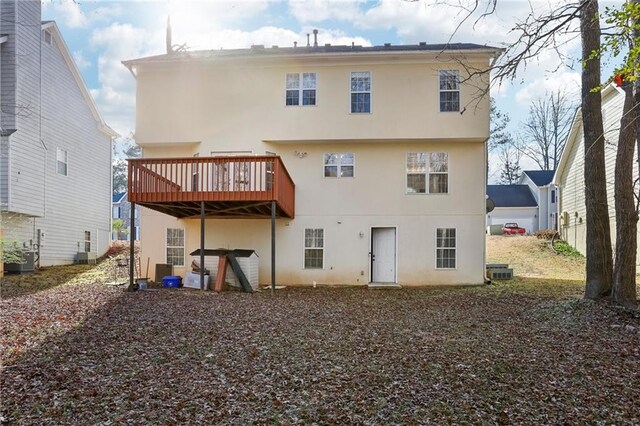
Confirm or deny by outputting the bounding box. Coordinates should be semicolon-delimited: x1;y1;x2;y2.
1;238;639;425
487;235;586;281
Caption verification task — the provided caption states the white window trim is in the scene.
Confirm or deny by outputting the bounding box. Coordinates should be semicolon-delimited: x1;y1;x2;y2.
285;72;317;107
349;71;372;114
323;153;355;178
435;227;457;270
438;70;460;113
43;30;52;45
56;147;68;176
303;228;325;270
84;231;91;253
405;152;449;195
165;227;185;267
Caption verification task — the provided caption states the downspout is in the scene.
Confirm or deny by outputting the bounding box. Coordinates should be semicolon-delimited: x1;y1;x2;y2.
484;136;491;285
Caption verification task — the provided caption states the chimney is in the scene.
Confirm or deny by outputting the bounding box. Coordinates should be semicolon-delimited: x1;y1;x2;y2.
294;41;298;48
306;33;310;47
313;29;318;47
166;16;172;53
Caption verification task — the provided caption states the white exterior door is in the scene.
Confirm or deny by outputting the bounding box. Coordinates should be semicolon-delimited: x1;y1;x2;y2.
371;227;396;283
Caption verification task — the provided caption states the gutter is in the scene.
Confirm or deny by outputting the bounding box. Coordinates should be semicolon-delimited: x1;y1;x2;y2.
484;136;491;285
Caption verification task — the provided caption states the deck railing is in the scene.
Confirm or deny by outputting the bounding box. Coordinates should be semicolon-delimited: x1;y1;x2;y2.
128;156;295;217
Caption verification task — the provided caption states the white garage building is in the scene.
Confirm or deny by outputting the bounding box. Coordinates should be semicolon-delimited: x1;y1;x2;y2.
487;185;538;234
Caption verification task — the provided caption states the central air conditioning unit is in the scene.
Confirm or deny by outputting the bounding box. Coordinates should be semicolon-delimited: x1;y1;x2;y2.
76;252;96;264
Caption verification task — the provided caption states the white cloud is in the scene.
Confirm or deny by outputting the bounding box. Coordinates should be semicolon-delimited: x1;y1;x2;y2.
53;0;87;28
89;23;160;136
72;50;90;70
514;70;581;106
50;0;122;29
288;0;366;23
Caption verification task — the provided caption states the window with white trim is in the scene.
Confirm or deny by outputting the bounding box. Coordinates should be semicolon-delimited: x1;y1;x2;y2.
43;30;52;45
436;228;456;269
112;206;120;218
304;228;324;269
406;152;448;194
84;231;91;253
56;147;68;176
166;228;185;267
350;71;371;113
286;72;317;106
439;70;460;112
324;153;354;178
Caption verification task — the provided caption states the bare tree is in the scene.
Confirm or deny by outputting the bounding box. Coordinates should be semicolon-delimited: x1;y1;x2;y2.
517;91;575;171
437;0;613;301
497;143;522;184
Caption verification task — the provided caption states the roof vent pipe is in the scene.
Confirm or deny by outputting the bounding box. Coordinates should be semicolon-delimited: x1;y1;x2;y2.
313;29;318;47
294;41;297;48
306;33;310;47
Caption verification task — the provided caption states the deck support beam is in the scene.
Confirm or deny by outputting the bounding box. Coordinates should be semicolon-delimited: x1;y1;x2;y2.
271;200;276;290
128;202;137;291
200;201;206;291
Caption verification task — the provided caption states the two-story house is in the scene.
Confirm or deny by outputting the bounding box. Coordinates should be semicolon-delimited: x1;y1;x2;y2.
123;40;501;287
519;170;559;231
112;192;140;240
0;0;116;268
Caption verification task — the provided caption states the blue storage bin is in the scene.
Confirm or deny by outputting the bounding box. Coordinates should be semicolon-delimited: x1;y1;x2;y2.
162;276;182;288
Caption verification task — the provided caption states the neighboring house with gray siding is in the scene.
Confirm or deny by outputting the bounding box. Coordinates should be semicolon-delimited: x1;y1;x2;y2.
518;170;559;231
112;192;140;241
0;0;116;267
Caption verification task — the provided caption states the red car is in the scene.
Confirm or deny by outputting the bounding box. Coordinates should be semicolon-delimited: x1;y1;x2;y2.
502;223;526;235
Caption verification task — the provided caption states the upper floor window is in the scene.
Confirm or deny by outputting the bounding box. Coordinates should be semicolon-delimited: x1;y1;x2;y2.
551;189;556;203
350;71;371;113
439;70;460;112
43;30;52;45
56;148;68;176
286;73;317;106
324;153;354;178
406;152;449;194
112;206;120;218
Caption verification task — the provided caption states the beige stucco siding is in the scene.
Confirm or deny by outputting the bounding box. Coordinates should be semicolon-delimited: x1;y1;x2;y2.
139;141;486;286
134;58;490;146
132;48;493;286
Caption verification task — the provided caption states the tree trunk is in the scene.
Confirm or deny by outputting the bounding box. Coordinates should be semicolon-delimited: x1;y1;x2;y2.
612;82;639;306
612;0;639;307
580;0;613;299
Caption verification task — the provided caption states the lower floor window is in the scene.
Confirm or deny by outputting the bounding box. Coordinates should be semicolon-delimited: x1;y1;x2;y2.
436;228;456;269
166;228;185;266
304;228;324;269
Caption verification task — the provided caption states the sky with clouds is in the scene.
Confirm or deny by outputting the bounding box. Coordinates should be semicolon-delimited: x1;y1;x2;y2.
41;0;621;181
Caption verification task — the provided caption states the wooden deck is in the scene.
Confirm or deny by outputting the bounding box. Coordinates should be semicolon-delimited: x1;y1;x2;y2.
128;156;295;218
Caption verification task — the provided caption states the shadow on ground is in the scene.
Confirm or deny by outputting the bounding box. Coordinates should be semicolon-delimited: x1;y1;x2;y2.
2;284;639;425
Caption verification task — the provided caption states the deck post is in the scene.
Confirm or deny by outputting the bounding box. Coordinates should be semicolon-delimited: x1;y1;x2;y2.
200;201;205;291
128;202;137;291
271;200;276;290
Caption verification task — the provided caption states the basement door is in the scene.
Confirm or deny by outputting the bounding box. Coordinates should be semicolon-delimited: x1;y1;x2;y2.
371;227;396;283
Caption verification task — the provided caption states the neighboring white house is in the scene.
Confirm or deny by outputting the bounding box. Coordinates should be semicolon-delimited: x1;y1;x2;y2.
519;170;559;231
112;192;140;241
123;36;502;287
486;185;538;233
554;83;639;262
0;1;117;268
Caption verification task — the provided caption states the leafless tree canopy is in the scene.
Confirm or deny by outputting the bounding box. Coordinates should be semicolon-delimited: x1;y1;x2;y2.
517;91;575;171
